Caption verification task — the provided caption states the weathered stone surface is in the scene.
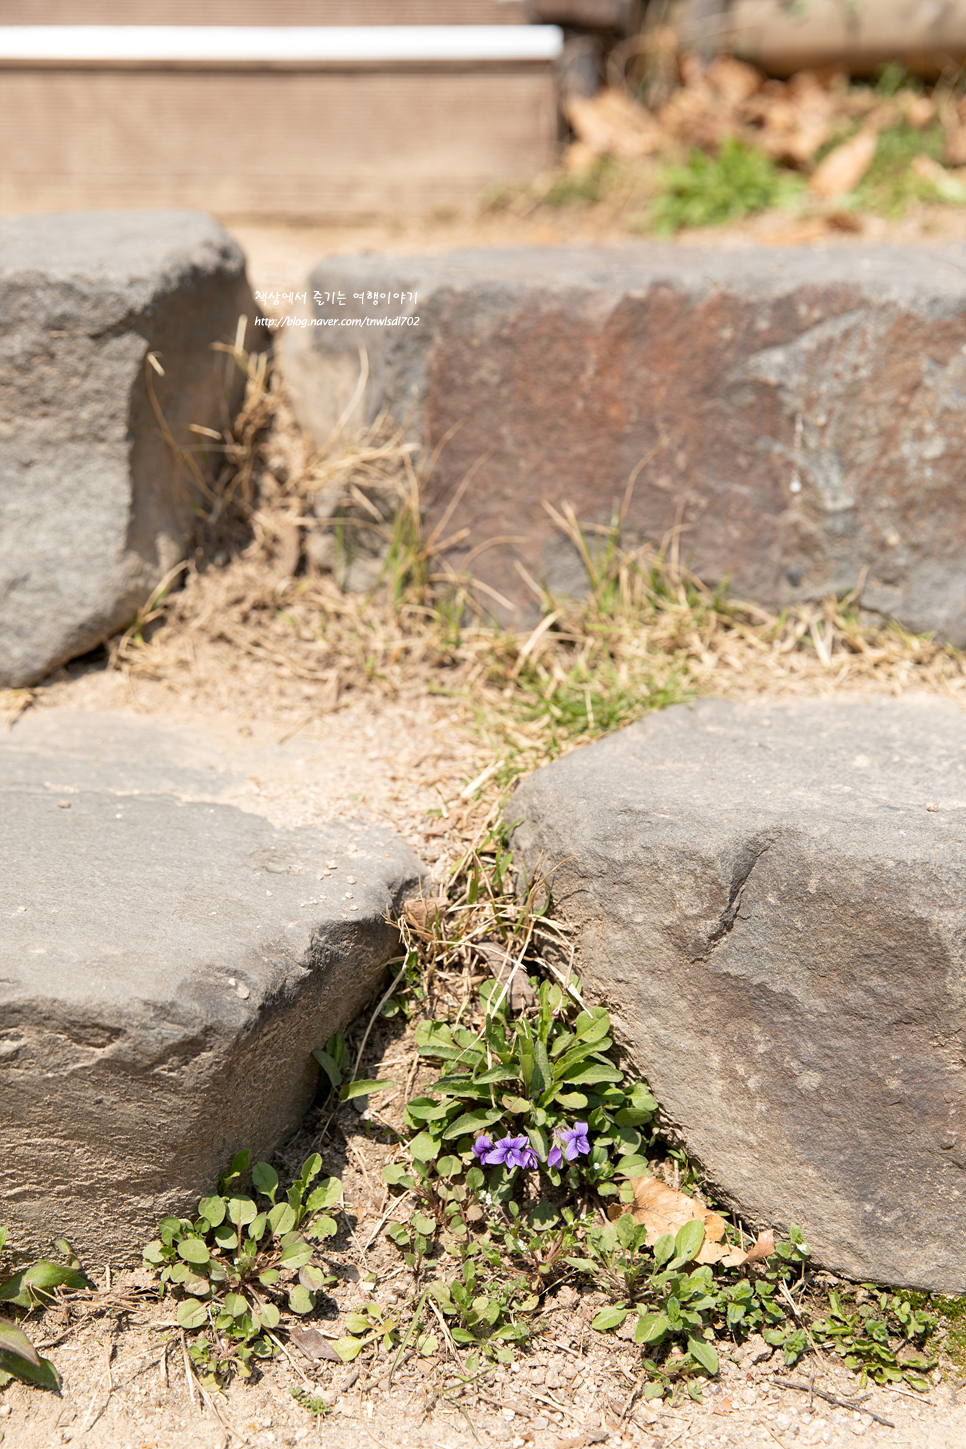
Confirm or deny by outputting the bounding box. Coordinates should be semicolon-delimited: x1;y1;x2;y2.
0;710;425;1261
509;694;966;1290
0;210;257;688
285;244;966;640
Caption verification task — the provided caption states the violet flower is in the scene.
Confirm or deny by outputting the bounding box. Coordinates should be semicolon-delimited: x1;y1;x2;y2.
473;1135;495;1164
548;1121;591;1168
472;1133;538;1170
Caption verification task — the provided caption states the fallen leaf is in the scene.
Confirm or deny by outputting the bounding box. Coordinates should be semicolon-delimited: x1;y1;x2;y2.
477;940;537;1010
706;55;762;107
810;128;878;197
912;154;966;203
900;92;936;128
289;1326;342;1362
566;89;663;161
616;1176;772;1267
564;139;599;174
743;1229;775;1264
403;897;447;931
826;210;865;233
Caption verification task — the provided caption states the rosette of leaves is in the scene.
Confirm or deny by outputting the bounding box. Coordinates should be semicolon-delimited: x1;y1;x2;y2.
142;1150;342;1384
0;1226;87;1392
404;977;657;1199
810;1289;936;1390
574;1214;724;1393
571;1215;815;1397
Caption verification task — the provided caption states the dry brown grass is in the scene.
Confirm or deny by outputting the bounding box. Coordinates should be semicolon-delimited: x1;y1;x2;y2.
108;346;966;778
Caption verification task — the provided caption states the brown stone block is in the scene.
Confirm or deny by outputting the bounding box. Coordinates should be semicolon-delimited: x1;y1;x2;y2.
285;245;966;642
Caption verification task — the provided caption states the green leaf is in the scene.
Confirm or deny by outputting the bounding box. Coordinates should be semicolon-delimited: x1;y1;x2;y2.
687;1336;719;1374
653;1234;675;1268
306;1177;342;1211
634;1312;669;1346
501;1095;532;1115
0;1349;59;1391
254;1301;281;1329
227;1196;257;1227
592;1305;631;1332
313;1048;343;1088
0;1318;40;1368
532;1039;552;1097
442;1107;504;1141
674;1219;706;1264
339;1077;395;1102
469;1066;518;1086
614;1154;650;1179
409;1130;443;1162
252;1164;279;1202
310;1214;338;1241
177;1299;208;1330
286;1286;317;1321
267;1202;297;1236
280;1234;313;1269
175;1236;210;1266
558;1061;622;1087
197;1194;226;1227
0;1261;87;1306
335;1335;364;1362
299;1152;323;1187
224;1292;248;1318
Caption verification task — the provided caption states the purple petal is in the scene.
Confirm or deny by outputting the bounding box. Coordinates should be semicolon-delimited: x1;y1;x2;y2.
473;1135;494;1162
548;1146;563;1168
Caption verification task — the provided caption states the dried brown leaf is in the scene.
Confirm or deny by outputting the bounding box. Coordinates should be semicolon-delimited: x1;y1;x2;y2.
810;129;878;198
289;1327;342;1362
476;940;537;1009
623;1175;719;1240
403;897;448;931
743;1228;775;1264
565;89;663;161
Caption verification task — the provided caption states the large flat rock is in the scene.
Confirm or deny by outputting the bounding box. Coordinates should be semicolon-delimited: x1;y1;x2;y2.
510;694;966;1290
0;210;256;688
0;710;425;1261
285;244;966;640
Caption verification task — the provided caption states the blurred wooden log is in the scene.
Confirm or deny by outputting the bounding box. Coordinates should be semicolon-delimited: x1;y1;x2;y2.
726;0;966;77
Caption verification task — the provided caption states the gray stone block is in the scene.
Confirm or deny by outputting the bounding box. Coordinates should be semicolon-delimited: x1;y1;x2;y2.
0;710;426;1262
285;243;966;640
510;695;966;1290
0;210;257;688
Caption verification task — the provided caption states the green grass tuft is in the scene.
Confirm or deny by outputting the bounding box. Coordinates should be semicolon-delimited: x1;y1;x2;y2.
649;140;804;234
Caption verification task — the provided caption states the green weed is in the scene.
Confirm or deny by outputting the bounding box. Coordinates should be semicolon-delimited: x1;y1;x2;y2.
142;1149;343;1385
543;159;622;208
811;1288;937;1389
403;975;656;1198
856;121;947;216
649;140;803;234
932;1294;966;1371
0;1227;86;1393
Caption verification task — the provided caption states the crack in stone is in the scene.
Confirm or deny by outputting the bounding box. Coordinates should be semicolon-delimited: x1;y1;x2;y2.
704;836;774;958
